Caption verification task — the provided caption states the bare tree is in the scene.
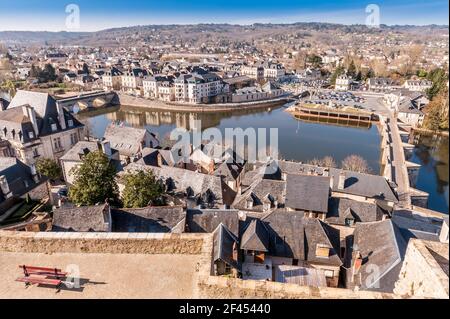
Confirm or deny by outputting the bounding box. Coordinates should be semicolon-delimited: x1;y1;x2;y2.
341;155;371;173
322;156;337;168
307;156;337;168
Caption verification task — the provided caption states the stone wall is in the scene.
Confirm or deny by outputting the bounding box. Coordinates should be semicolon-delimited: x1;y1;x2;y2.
0;231;205;255
394;239;448;299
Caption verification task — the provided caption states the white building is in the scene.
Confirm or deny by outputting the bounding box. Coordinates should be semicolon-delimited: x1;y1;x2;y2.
102;67;123;91
121;68;148;95
335;74;352;91
143;75;175;101
174;73;229;104
403;79;433;92
0;90;85;167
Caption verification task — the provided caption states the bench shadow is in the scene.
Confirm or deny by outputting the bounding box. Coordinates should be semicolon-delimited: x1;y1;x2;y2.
32;278;107;293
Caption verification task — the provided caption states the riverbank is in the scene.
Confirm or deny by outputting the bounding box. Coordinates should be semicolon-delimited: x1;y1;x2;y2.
117;93;293;113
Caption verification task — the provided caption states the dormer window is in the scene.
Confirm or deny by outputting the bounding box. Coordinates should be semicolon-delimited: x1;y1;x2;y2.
68;119;74;127
51;123;57;132
28;131;34;139
315;244;331;258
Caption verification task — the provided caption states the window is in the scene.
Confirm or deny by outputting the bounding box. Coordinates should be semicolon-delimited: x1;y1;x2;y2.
28;131;34;139
32;148;39;158
315;244;331;258
70;133;78;145
345;218;355;227
51;123;57;132
324;270;334;278
68;119;74;127
53;137;63;150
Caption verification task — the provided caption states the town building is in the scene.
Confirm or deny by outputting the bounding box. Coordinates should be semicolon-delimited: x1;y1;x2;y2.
121;68;148;95
0;90;85;167
102;67;123;91
335;74;352;91
403;79;433;92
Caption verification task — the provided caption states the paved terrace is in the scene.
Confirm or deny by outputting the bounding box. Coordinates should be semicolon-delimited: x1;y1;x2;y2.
0;231;409;299
0;232;206;299
0;252;199;299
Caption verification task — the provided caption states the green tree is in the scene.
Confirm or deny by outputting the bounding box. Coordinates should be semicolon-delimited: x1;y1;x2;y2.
307;54;322;68
330;65;345;85
347;60;357;78
426;68;448;100
122;170;164;208
36;158;62;181
82;63;90;75
42;63;57;82
362;68;375;81
423;88;449;131
69;151;119;206
0;79;16;97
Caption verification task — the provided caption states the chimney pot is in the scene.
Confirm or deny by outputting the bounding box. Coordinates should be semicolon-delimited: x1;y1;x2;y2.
338;171;346;190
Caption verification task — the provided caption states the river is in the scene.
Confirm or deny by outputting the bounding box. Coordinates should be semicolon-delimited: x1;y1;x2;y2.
78;104;382;173
78;104;449;213
408;132;449;214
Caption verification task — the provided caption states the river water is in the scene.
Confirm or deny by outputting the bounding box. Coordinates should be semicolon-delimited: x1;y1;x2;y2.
408;132;449;214
77;104;448;213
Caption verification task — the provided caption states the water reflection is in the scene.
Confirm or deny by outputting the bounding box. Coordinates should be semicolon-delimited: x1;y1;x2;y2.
408;132;449;214
77;104;382;173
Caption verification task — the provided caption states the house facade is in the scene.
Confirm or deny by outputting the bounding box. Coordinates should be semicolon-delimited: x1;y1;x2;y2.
0;90;85;168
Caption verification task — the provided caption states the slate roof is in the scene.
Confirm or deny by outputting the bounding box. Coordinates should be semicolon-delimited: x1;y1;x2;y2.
263;160;397;203
0;157;36;201
214;161;244;182
52;203;110;232
233;177;286;212
186;208;240;236
122;163;224;205
59;141;101;161
285;174;329;213
104;124;150;157
326;197;388;225
240;219;270;252
111;206;185;233
261;210;342;267
349;219;406;292
3;90;83;140
213;223;239;270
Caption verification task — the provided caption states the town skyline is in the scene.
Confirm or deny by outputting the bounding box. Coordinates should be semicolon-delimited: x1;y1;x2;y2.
0;0;448;32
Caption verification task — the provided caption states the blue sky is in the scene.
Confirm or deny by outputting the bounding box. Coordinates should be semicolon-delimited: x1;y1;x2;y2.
0;0;448;31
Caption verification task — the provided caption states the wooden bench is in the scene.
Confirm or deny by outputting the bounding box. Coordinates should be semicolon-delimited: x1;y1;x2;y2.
19;265;67;279
16;265;67;291
16;276;62;287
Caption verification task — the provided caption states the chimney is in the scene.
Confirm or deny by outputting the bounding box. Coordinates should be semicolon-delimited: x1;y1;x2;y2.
439;218;449;243
157;152;163;167
352;250;363;275
22;105;39;137
0;175;12;198
56;102;67;130
323;168;329;177
281;172;287;181
101;140;112;158
329;174;334;189
30;164;40;183
338;171;346;190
